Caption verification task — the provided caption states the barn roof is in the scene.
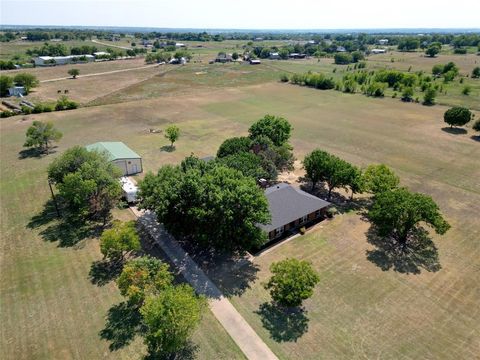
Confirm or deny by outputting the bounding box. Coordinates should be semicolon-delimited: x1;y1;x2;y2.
259;183;330;233
85;142;141;161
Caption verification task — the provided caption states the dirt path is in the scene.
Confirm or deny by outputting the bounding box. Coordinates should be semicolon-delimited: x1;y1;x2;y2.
40;64;160;83
91;39;132;50
131;208;278;360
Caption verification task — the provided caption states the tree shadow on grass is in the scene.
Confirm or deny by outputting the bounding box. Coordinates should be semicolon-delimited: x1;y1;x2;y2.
255;302;309;342
441;127;467;135
100;301;143;351
160;145;175;152
365;226;441;274
28;200;103;248
143;341;199;360
89;259;123;286
471;135;480;142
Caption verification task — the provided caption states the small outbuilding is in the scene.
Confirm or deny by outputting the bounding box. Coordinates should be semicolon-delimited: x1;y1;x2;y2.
8;86;26;97
86;142;143;176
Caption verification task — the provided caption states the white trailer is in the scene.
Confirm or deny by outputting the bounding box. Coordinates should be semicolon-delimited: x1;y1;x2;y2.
120;177;138;203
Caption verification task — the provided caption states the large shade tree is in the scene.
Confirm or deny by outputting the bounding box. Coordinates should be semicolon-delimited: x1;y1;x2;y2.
117;256;173;305
100;220;140;263
264;258;320;307
47;146;122;221
138;159;270;251
363;164;400;194
443;107;474;128
24;121;63;154
368;188;450;250
248;114;292;146
140;284;205;357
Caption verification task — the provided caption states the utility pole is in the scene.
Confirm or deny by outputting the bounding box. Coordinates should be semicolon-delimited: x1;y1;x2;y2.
48;179;61;218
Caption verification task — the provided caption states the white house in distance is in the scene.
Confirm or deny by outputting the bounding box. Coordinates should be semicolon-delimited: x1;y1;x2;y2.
371;48;387;54
378;39;389;45
86;142;143;176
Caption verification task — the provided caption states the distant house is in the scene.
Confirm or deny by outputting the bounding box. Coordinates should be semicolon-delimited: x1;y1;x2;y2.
336;46;347;52
378;39;389;45
215;53;233;63
86;142;143;176
371;48;387;54
258;183;330;240
249;59;261;65
175;43;186;48
169;57;187;65
288;53;306;59
269;52;280;60
8;86;26;97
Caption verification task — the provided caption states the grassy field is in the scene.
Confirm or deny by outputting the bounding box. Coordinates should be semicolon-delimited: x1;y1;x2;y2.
0;107;246;359
1;39;479;359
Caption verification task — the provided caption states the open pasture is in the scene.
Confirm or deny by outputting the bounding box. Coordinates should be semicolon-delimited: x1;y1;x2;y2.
1;48;479;360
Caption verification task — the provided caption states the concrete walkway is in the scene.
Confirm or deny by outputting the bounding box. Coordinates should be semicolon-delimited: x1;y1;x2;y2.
132;208;278;360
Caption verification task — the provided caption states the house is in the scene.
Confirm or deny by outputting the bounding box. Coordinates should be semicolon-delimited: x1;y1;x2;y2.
85;142;143;176
249;59;261;65
378;39;389;45
259;183;330;240
175;43;186;48
288;53;306;59
371;48;387;54
215;53;233;63
8;86;26;97
269;52;280;60
336;46;347;52
169;57;187;65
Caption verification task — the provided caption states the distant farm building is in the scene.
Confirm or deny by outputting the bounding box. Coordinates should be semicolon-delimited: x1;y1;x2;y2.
175;43;186;48
378;39;389;45
259;183;330;240
86;142;143;176
215;53;233;63
34;55;94;66
269;52;280;60
288;53;306;59
336;46;347;52
8;86;26;97
371;48;387;54
249;59;261;65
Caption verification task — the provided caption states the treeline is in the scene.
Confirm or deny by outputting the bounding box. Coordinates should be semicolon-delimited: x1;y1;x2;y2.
284;60;475;105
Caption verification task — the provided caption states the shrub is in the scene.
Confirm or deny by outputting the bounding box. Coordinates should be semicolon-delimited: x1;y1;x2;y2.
462;85;471;95
334;53;353;65
365;82;386;97
423;87;436;105
454;48;467;54
326;207;338;218
299;226;306;235
279;74;289;82
443;107;474;127
472;67;480;78
0;110;16;118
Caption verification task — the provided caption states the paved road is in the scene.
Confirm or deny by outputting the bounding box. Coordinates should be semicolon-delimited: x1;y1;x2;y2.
40;64;160;83
132;208;278;360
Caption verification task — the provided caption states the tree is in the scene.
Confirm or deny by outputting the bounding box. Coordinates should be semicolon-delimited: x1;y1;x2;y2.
472;119;480;132
0;75;13;97
218;152;270;180
23;121;62;154
425;43;441;57
363;164;399;194
303;149;354;199
13;73;39;94
368;188;450;249
232;52;239;60
138;162;270;251
334;53;353;65
401;87;414;102
164;125;180;148
264;258;320;307
472;67;480;78
432;64;444;77
140;284;205;357
48;146;122;221
423;87;436;105
68;68;80;79
117;256;173;305
100;220;140;262
443;107;474;128
216;136;252;158
249;115;292;146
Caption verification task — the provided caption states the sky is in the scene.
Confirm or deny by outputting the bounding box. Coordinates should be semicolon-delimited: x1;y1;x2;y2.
1;0;479;30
